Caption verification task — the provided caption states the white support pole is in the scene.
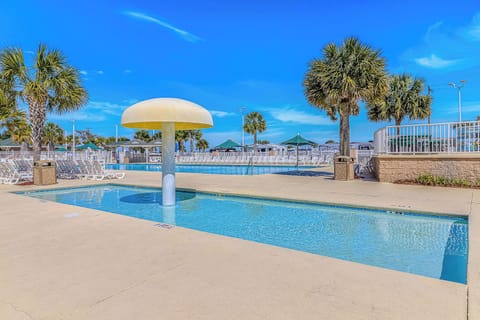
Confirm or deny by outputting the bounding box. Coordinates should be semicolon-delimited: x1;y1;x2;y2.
458;88;462;122
162;206;176;225
161;122;176;206
296;145;299;170
72;120;76;160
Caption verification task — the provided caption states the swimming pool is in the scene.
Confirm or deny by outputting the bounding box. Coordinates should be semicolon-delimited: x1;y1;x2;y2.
106;163;316;175
20;184;468;283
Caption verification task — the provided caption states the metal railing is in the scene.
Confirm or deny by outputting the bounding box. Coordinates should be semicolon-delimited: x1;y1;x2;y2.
374;120;480;154
172;150;339;165
0;150;113;163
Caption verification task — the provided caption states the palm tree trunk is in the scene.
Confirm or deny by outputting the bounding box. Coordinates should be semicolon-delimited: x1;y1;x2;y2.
29;99;46;161
339;113;350;157
190;136;194;154
253;132;257;153
395;119;401;135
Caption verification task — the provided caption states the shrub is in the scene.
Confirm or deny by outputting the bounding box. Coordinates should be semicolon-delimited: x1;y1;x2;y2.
416;173;473;188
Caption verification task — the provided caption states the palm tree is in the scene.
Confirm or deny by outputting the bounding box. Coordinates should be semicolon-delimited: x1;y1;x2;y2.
196;138;209;152
1;107;27;137
75;129;98;144
42;122;64;151
0;71;29;141
0;79;18;121
303;37;388;156
175;130;189;153
104;136;117;144
65;134;80;149
368;73;431;134
186;130;202;153
134;129;151;142
9;116;31;151
0;44;88;160
152;131;162;141
243;111;267;152
94;136;106;147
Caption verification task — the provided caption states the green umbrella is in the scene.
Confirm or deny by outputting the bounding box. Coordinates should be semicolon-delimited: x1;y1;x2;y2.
214;139;241;150
281;133;317;169
77;142;101;150
55;146;68;152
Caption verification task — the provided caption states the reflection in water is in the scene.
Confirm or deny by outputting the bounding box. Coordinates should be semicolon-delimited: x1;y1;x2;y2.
118;191;195;226
120;191;196;204
120;192;162;204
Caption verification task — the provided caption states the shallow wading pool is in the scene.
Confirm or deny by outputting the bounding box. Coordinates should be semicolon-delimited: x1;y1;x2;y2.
19;184;468;283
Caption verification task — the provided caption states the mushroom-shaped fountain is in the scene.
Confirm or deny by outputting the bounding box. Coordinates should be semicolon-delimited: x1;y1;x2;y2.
121;98;213;206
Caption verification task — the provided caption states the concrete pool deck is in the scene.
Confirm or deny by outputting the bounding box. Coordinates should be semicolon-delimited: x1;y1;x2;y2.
1;167;479;319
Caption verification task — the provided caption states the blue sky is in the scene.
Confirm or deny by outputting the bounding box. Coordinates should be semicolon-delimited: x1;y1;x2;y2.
1;0;480;147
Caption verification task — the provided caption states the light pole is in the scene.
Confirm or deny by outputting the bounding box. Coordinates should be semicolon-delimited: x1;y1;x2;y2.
240;106;247;151
449;80;466;122
72;120;76;160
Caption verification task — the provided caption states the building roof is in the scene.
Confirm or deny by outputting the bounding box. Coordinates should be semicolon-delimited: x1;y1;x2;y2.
0;138;21;147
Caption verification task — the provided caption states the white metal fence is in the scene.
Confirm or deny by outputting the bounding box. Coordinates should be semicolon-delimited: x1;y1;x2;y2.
374;121;480;154
0;149;376;166
0;150;113;163
173;150;338;165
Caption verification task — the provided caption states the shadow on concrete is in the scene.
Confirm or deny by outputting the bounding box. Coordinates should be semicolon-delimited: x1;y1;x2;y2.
274;170;334;177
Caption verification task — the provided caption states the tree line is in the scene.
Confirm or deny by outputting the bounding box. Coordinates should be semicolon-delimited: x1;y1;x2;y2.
133;129;209;152
304;37;432;156
1;39;434;159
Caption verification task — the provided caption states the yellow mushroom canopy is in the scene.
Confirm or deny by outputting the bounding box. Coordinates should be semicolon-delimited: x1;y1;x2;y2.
121;98;213;130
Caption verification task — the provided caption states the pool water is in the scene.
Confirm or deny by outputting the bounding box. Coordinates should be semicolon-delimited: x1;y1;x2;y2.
21;184;468;283
106;163;316;175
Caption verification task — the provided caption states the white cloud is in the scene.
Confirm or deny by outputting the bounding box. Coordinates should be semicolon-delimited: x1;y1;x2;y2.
302;130;338;143
96;70;104;75
210;110;236;118
446;102;480;115
88;101;128;116
424;21;443;42
414;54;459;69
203;130;242;147
79;70;88;75
203;127;284;147
269;107;335;125
257;127;285;140
403;13;480;71
467;13;480;40
48;101;128;121
237;80;272;87
25;50;34;55
123;69;132;74
49;111;106;122
123;10;202;43
123;98;139;105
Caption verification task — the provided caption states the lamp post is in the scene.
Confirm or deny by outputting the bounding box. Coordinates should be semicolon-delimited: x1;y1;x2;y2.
240;106;247;152
449;80;466;122
72;120;76;160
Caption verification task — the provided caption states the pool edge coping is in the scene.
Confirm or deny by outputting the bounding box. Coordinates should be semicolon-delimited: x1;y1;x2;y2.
15;181;469;219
